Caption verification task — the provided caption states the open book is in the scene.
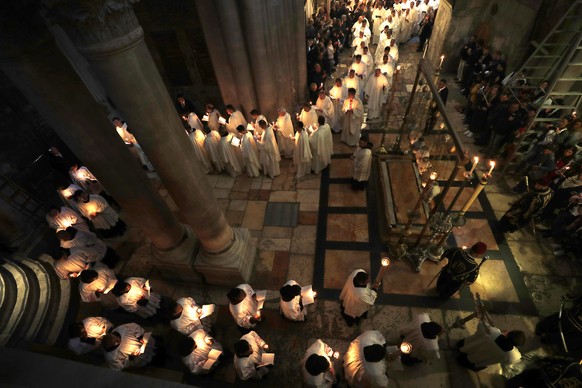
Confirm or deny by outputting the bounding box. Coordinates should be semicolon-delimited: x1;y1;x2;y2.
258;353;275;367
255;290;267;309
246;123;254;132
202;348;223;370
201;114;209;122
301;285;316;305
144;279;151;297
230;137;241;147
139;332;152;355
200;304;215;319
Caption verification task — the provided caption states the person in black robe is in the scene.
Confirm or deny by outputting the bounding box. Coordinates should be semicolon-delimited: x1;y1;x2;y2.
498;180;553;233
436;242;486;298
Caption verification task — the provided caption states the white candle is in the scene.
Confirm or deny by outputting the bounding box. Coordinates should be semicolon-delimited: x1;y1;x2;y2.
374;257;391;285
263;344;269;350
487;160;495;176
396;65;401;72
468;156;479;176
439;55;445;68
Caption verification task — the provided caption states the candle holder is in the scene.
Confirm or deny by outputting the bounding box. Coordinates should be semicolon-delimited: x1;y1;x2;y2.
377;67;401;155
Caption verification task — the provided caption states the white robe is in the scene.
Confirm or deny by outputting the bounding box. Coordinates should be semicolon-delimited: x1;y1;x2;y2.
227;110;248;135
241;132;261;178
53;248;97;279
371;9;386;44
344;331;389;388
187;129;211;174
353;147;373;182
375;39;391;65
364;74;389;119
234;331;269;381
302;339;335;388
207;109;222;133
399;313;441;362
58;183;83;211
67;316;112;355
171;297;205;335
275;113;295;158
116;123;153;171
279;280;306;321
70;166;102;195
310;124;333;174
329;84;348;133
342;97;365;146
294;130;313;179
60;229;107;260
220;134;244;177
350;61;368;79
379;60;394;78
75;194;119;230
104;323;156;371
46;206;88;232
389;44;399;62
204;130;224;172
182;329;223;374
228;284;260;329
343;76;361;100
259;126;281;178
117;277;161;318
315;96;335;125
460;322;522;368
299;108;318;130
187;112;204;131
79;263;117;303
340;269;377;318
253;115;267;137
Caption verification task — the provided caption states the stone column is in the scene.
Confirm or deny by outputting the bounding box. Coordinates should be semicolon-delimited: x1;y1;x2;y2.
49;0;255;285
0;7;197;280
294;0;308;104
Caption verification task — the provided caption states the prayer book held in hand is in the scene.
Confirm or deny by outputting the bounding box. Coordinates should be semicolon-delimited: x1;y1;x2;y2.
202;348;223;370
201;114;209;122
246;123;254;132
144;279;150;297
255;290;267;309
230;137;241;147
218;117;227;125
140;332;152;354
301;285;316;305
259;353;275;367
200;304;215;319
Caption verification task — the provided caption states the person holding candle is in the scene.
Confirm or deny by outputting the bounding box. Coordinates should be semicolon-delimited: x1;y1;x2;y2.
102;322;157;371
343;70;362;103
67;316;113;355
302;339;336;388
236;125;261;178
233;331;271;381
344;330;389;387
436;242;487;298
57;182;85;211
339;269;378;327
78;263;118;306
364;67;389;121
315;90;335;126
112;117;155;171
112;276;161;319
56;226;119;268
203;122;224;173
250;109;267;138
225;104;247;136
275;108;295;158
186;124;211;175
398;313;443;365
46;206;89;232
329;78;347;133
342;88;365;147
257;120;281;178
456;322;525;372
178;328;223;375
294;121;313;179
351;135;373;190
52;247;99;279
169;297;214;335
227;284;263;333
279;280;306;322
310;115;334;174
72;190;126;238
498;179;553;233
219;130;244;178
299;103;319;129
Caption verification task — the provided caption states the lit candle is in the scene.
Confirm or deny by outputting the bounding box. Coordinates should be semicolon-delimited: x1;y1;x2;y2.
399;342;412;354
462;245;467;250
333;351;340;359
396;65;401;72
197;307;203;315
373;257;391;286
430;171;438;181
487;160;495;176
439;55;445;68
204;336;214;345
312;290;317;298
254;311;261;319
468;156;479;176
263;343;269;350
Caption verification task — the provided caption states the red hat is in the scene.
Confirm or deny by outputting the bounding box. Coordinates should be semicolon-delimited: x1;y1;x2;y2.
470;242;487;256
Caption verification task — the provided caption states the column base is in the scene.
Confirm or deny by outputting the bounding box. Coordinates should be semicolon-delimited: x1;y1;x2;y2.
150;224;202;283
194;228;256;286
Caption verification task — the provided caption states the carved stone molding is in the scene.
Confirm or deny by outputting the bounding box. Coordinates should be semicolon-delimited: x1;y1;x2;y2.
43;0;144;56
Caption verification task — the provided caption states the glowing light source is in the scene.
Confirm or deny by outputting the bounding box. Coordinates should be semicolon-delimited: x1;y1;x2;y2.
400;342;412;354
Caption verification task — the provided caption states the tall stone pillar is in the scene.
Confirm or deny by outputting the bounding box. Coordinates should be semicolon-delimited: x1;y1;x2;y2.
49;0;255;285
294;0;308;104
0;5;197;280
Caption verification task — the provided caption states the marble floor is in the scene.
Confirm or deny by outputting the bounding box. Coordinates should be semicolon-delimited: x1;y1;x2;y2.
61;37;582;388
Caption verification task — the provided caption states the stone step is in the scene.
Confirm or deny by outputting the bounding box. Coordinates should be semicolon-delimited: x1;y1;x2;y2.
36;254;71;346
20;259;52;341
0;261;29;346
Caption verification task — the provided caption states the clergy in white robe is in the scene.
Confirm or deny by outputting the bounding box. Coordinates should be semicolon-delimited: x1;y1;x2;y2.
57;183;84;211
458;322;524;371
78;263;118;303
340;69;362;100
279;280;306;322
187;112;204;132
302;339;336;388
258;121;281;178
68;316;113;355
344;331;389;388
310;116;333;174
250;110;267;138
187;128;211;174
329;79;348;133
234;331;270;381
205;104;222;133
220;132;244;177
275;109;295;158
361;48;374;75
371;6;386;44
204;129;224;173
340;269;377;326
179;329;223;374
69;165;102;195
73;191;124;237
53;247;97;279
113;118;154;171
389;39;399;62
112;277;161;318
379;54;394;78
364;68;389;120
351;31;370;54
399;313;443;363
103;323;156;371
352;18;371;39
375;34;392;65
227;283;262;330
341;89;365;147
350;55;368;79
226;105;248;135
399;9;413;43
294;122;313;179
237;126;261;178
46;206;88;232
352;138;373;190
298;104;319;130
315;90;335;127
170;297;215;335
57;227;107;261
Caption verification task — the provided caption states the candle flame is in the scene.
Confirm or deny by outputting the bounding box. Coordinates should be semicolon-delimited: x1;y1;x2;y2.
263;344;269;350
429;172;438;180
440;55;445;60
400;342;412;354
490;161;495;168
474;156;479;163
197;308;203;315
333;351;340;359
381;258;390;267
396;65;401;71
204;336;214;345
462;245;467;250
312;291;317;298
